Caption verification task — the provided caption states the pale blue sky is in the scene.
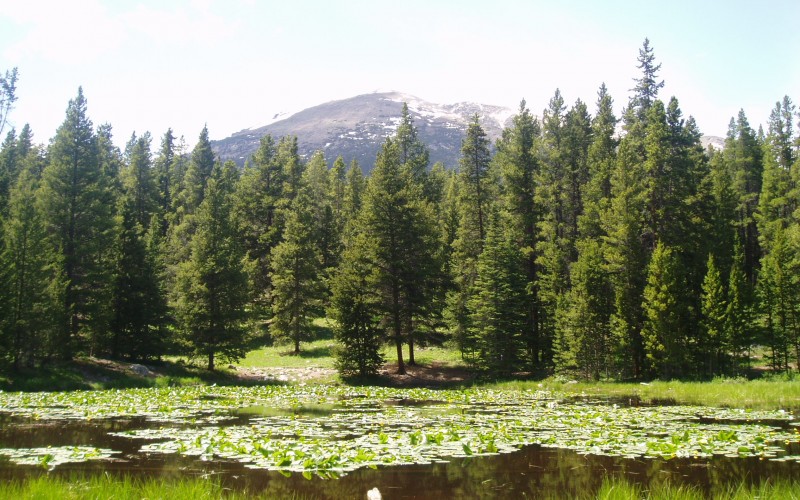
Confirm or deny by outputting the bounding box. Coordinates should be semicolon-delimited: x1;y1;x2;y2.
1;0;798;147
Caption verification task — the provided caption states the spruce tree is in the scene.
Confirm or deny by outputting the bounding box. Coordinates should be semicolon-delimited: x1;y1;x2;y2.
39;88;116;359
182;125;216;214
447;115;493;359
467;210;527;375
724;111;762;284
122;135;158;229
233;134;285;323
756;225;798;371
109;197;169;360
555;239;614;379
153;128;176;234
1;164;59;367
362;138;439;374
269;190;325;354
726;240;752;372
641;243;685;379
329;227;384;377
174;163;250;370
494;100;542;367
700;254;728;376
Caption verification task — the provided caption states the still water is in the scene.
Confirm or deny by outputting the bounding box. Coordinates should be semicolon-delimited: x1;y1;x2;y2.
0;387;797;498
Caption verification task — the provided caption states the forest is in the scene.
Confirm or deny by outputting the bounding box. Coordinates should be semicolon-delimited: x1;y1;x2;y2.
0;39;798;381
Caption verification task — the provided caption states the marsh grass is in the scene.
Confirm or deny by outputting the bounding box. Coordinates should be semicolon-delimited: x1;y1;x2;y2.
2;474;798;499
489;377;800;410
0;474;320;500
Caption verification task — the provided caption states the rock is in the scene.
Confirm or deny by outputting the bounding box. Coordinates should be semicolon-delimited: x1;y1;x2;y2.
367;487;382;500
129;364;151;376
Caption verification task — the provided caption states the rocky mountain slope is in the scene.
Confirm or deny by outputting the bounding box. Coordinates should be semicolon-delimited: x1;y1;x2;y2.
212;91;725;171
212;92;515;170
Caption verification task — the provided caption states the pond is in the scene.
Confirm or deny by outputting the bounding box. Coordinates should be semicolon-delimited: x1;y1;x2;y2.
0;385;798;497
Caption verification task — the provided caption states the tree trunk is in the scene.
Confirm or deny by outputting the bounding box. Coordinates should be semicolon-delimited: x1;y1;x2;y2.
207;351;215;371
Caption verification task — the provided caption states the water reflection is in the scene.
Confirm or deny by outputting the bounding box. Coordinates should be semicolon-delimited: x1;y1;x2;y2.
0;396;798;498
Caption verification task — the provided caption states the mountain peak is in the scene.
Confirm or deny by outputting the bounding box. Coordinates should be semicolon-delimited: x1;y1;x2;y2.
212;92;514;170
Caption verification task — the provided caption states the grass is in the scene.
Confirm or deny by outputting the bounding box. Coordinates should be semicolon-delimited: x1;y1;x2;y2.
489;377;800;411
1;474;798;499
0;474;317;500
0;357;256;392
592;477;800;500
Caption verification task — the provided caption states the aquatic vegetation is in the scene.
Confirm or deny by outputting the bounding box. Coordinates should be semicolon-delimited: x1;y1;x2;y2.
0;385;798;477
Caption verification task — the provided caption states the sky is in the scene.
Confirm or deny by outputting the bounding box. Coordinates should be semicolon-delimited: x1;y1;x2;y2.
1;0;798;149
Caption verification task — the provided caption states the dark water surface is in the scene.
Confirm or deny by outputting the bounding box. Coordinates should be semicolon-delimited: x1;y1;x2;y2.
0;396;798;499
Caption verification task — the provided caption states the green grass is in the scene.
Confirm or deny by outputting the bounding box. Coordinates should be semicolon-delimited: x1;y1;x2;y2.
237;338;338;369
489;377;800;410
1;474;798;499
0;474;318;500
591;477;800;500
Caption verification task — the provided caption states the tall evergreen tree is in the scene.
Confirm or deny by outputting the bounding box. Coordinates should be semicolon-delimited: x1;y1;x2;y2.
700;254;728;375
39;88;116;358
153;128;176;234
122;135;158;229
362;138;439;374
109;197;169;360
756;225;799;371
494;100;542;367
396;102;430;182
555;238;615;379
233;134;285;324
630;38;664;122
1;165;58;367
724;111;762;284
641;243;686;379
174;163;250;370
269;191;325;354
467;210;528;374
329;227;384;377
182;125;216;214
726;239;752;372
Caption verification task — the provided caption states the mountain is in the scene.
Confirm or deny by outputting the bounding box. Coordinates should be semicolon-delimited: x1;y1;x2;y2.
212;91;726;171
212;92;516;170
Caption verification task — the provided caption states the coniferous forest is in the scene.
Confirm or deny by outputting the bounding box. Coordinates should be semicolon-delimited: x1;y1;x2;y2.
0;40;798;381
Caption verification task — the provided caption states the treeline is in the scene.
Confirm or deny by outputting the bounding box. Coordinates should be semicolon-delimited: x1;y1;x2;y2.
0;40;798;380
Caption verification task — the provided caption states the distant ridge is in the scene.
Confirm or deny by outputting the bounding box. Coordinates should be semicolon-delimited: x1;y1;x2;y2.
212;92;514;171
211;92;725;171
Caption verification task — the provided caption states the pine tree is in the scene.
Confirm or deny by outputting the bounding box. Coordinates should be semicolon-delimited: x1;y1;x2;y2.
467;210;528;375
329;227;384;377
302;151;337;271
182;125;216;214
700;254;728;376
174;163;250;370
494;100;542;367
758;97;796;252
343;159;365;220
724;111;762;284
233;134;285;322
122;135;158;229
555;238;614;379
641;243;685;379
1;164;59;367
109;197;169;360
39;88;116;359
396;102;430;182
630;38;664;122
726;240;752;372
269;191;325;354
756;225;798;372
447;115;493;359
153;128;176;234
362;138;440;374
